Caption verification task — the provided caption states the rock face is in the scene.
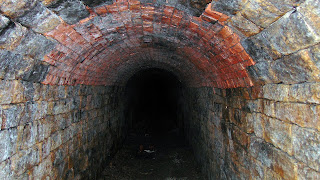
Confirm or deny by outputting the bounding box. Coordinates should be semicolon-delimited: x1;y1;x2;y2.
0;0;320;179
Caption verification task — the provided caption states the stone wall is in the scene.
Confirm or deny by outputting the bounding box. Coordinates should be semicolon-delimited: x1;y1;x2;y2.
184;85;320;179
0;82;127;179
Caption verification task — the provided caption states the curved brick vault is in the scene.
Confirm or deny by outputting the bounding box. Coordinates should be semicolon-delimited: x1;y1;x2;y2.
1;0;320;179
2;0;255;88
41;1;254;88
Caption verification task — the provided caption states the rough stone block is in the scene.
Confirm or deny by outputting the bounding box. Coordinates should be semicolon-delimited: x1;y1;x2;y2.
263;100;275;117
22;63;50;83
1;104;26;129
271;147;298;180
298;0;320;37
249;136;273;168
50;131;62;150
0;15;10;32
0;22;28;51
48;0;90;24
293;125;320;171
271;49;320;84
0;50;34;80
32;154;53;179
245;99;262;113
263;84;290;102
263;117;293;155
241;0;301;28
298;162;320;179
230;12;261;37
253;113;264;138
18;123;38;149
288;83;320;104
17;3;61;33
0;128;17;162
81;0;112;7
0;159;12;179
0;80;14;104
310;43;320;69
249;157;265;180
247;61;277;84
15;31;56;61
262;83;320;104
261;9;320;55
211;0;248;16
10;145;40;176
274;102;319;130
0;0;38;18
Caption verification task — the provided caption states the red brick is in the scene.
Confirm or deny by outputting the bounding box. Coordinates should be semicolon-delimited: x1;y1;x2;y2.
218;26;233;39
106;4;119;13
162;16;171;24
95;6;108;15
230;43;245;54
163;6;174;17
118;3;129;12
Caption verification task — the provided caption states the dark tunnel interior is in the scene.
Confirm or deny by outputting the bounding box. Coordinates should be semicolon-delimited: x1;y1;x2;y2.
125;68;184;135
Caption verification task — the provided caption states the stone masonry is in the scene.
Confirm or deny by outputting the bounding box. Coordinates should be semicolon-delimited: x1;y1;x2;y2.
0;0;320;179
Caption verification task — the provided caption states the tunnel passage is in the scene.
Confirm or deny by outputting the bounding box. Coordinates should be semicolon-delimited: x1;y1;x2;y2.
0;0;320;179
125;68;183;135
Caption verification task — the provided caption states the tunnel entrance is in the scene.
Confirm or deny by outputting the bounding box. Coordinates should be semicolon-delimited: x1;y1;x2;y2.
125;68;184;135
98;68;204;179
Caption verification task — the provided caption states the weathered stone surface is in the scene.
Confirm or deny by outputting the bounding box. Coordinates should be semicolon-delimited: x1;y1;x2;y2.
271;148;298;180
298;0;320;36
48;0;90;24
263;84;289;101
10;145;40;176
0;0;38;18
82;0;112;7
18;123;38;149
298;162;320;179
32;154;53;179
0;22;28;51
211;0;248;16
230;12;262;37
293;125;320;171
0;50;34;80
22;63;50;83
260;9;320;55
274;102;319;131
241;0;302;28
271;49;320;84
249;157;265;180
17;3;61;33
0;80;14;104
1;104;26;129
0;159;12;179
247;61;277;84
252;113;264;138
310;43;320;70
249;136;273;168
15;31;56;60
0;128;17;162
263;117;293;155
245;99;263;113
263;82;320;104
263;99;275;117
0;15;10;32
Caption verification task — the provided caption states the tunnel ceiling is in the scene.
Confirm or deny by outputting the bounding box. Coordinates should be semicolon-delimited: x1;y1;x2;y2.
2;0;319;88
0;0;256;88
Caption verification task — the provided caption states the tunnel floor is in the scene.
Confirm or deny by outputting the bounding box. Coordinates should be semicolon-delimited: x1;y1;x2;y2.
98;130;204;180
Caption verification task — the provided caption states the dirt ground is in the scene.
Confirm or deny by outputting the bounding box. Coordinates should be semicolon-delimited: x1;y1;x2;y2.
98;131;205;180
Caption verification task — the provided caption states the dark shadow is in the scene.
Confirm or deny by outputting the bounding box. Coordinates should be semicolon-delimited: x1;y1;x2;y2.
125;68;184;136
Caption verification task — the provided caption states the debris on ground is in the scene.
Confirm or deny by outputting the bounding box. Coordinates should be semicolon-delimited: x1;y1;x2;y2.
98;131;204;180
